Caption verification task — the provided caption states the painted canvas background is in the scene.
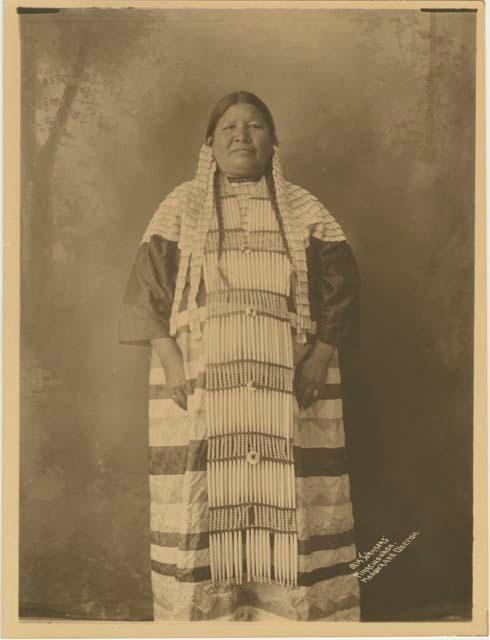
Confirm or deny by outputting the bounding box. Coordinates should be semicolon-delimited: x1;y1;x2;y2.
19;8;475;621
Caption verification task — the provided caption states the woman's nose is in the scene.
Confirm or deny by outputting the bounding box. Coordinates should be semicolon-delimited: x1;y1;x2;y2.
234;125;251;142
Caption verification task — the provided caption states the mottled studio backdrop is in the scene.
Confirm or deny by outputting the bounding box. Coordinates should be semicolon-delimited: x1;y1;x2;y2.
20;8;475;621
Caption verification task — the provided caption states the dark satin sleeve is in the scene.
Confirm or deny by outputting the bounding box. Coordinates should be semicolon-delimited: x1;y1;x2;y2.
306;238;361;347
118;235;180;346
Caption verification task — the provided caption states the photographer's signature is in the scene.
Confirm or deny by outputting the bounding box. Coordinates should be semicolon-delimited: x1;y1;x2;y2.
349;531;421;583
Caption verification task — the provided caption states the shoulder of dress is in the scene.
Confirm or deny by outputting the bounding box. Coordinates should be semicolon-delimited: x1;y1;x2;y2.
158;180;195;208
141;180;194;244
285;181;327;217
284;181;346;242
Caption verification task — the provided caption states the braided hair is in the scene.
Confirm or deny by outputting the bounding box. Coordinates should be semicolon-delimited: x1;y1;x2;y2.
214;169;225;260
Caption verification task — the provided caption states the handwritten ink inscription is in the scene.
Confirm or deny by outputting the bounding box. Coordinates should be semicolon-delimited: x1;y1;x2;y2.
349;531;421;583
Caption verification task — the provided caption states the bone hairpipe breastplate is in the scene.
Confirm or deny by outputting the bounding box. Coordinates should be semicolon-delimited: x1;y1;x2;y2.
204;175;298;586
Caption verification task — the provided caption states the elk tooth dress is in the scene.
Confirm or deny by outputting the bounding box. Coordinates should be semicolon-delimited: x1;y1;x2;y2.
119;155;361;622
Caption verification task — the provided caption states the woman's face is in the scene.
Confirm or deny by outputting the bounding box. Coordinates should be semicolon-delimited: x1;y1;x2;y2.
210;103;274;178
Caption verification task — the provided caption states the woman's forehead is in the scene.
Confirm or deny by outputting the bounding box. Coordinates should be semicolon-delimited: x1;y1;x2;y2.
218;103;267;123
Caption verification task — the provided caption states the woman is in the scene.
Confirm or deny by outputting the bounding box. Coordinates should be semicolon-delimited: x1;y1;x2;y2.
119;91;361;621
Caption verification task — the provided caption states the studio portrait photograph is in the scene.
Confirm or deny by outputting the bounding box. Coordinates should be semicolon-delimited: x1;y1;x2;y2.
2;0;487;637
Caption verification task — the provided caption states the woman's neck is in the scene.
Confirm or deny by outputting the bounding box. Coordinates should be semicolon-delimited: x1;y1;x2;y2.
222;171;262;183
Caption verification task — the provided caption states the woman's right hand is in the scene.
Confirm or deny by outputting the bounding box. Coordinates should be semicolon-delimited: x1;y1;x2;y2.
150;337;191;411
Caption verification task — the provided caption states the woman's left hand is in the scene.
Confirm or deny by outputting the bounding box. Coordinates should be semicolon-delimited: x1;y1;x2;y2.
294;341;335;409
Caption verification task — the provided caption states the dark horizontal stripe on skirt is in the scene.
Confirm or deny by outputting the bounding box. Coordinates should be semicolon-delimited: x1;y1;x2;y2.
148;381;341;400
151;559;353;586
151;530;209;550
298;561;353;587
151;560;211;582
318;383;342;400
298;530;355;555
150;442;346;477
293;446;346;477
149;440;206;475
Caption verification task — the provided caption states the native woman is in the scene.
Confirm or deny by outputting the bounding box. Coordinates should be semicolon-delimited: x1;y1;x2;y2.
119;91;361;621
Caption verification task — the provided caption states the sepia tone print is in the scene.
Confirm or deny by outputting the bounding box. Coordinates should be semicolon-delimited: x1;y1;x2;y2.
17;3;478;627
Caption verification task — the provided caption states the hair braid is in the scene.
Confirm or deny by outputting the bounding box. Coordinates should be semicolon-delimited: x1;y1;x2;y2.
265;170;295;269
214;170;225;261
213;171;231;288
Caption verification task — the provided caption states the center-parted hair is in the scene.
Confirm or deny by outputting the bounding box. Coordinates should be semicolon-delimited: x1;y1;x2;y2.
205;91;279;146
207;91;294;275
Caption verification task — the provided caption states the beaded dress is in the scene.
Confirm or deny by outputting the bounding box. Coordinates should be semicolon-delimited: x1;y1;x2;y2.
119;147;361;621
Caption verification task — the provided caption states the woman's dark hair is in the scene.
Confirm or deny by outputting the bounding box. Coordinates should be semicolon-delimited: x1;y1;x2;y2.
205;91;279;145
